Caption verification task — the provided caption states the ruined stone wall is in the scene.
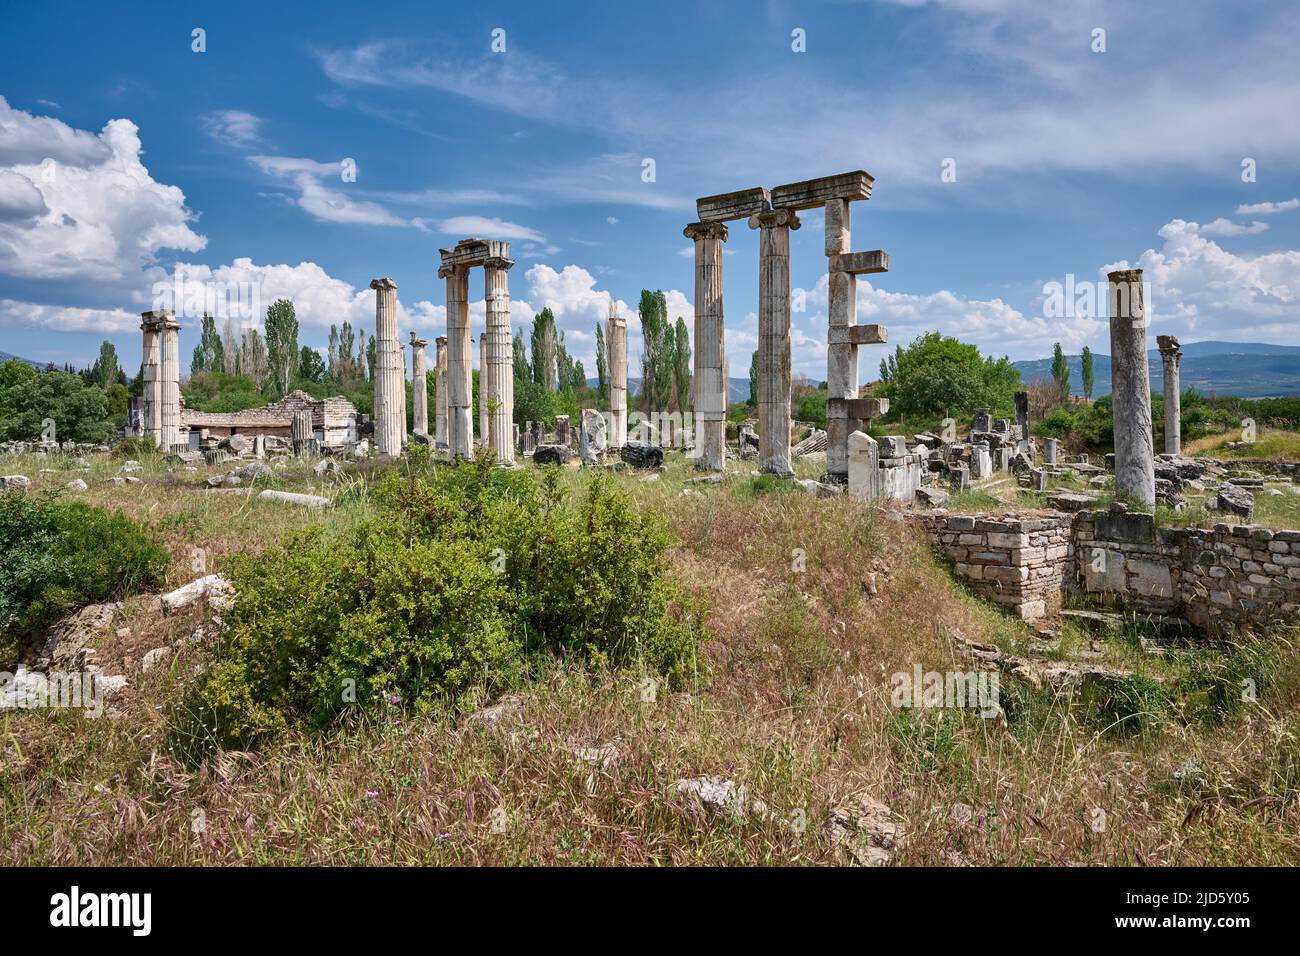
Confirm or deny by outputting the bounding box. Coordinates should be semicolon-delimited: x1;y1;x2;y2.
920;508;1300;631
1076;511;1300;630
922;513;1074;620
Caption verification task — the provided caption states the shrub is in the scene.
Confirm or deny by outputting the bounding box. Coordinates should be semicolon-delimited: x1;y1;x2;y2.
0;494;169;661
185;459;703;750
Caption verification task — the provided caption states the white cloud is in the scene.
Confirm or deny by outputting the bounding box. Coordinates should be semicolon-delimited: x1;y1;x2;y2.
0;99;205;283
248;155;415;227
437;216;546;244
0;298;138;333
1236;198;1300;215
1196;218;1269;237
201;110;265;149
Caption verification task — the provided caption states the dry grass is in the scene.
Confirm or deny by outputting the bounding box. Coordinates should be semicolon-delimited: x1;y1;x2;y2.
2;449;1299;865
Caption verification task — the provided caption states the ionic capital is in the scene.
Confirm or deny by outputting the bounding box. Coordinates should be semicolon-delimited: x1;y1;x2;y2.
483;256;515;272
370;277;397;292
683;221;729;243
747;209;801;231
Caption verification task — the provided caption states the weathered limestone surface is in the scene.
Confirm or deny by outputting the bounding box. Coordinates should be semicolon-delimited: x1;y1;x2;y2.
435;336;448;447
771;170;874;210
1157;334;1182;456
696;186;770;223
1015;392;1030;454
484;254;515;462
140;311;181;451
410;333;429;437
607;313;628;449
750;208;799;476
438;251;472;457
479;332;489;446
1109;270;1155;507
370;278;404;457
684;221;728;471
579;408;606;467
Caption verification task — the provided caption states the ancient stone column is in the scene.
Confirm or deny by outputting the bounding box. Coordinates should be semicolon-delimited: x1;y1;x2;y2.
1015;391;1030;454
1109;269;1155;507
749;208;800;476
160;313;181;451
1044;437;1058;465
139;312;165;448
370;278;404;457
435;336;448;447
684;221;728;471
824;199;856;481
607;312;628;449
1157;334;1182;455
440;265;473;458
484;254;515;463
291;408;313;455
479;332;489;447
410;332;429;438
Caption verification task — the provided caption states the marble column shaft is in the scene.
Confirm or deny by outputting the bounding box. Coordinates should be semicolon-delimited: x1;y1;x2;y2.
749;208;800;476
1157;335;1182;455
139;313;164;447
824;198;858;479
370;278;404;457
1108;269;1156;507
435;336;448;447
607;313;628;448
442;265;473;458
685;221;728;471
410;332;429;437
484;257;515;462
479;332;489;446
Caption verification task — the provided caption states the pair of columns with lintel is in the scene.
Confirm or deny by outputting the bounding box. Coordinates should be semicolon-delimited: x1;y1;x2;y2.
437;238;514;462
686;170;890;477
140;310;182;451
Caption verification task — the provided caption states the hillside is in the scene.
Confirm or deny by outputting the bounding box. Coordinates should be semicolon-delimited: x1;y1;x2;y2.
1013;341;1300;399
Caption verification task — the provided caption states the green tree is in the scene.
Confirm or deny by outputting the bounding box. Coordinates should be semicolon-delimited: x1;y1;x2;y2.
299;346;326;383
595;322;608;394
877;333;1021;421
2;370;114;443
748;349;758;407
1081;346;1095;400
189;314;224;377
530;308;558;390
1051;342;1070;402
264;299;299;398
366;334;376;382
513;332;529;383
672;316;691;413
89;341;121;389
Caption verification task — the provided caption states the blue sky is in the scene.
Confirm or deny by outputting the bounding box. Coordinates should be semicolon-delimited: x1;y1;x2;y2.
2;0;1298;383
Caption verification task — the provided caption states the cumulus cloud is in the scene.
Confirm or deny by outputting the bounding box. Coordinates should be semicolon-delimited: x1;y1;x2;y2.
1236;198;1300;215
0;99;205;283
0;298;138;333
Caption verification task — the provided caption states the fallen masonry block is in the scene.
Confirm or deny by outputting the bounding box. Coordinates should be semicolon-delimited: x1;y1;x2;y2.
533;444;572;466
161;574;234;613
619;441;664;469
0;475;32;491
256;490;330;508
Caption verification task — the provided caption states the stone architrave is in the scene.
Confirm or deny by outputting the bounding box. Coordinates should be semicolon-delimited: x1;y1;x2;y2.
749;208;800;476
410;332;429;438
1109;269;1156;507
1157;334;1182;455
607;312;628;449
370;278;404;457
684;221;728;471
435;336;448;447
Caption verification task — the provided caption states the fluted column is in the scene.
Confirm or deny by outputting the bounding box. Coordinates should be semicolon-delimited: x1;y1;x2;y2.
484;255;515;463
1157;334;1182;455
440;265;473;457
410;332;429;437
160;314;181;451
607;312;628;448
370;278;403;457
139;311;166;447
479;332;489;447
1109;269;1155;507
685;221;728;471
749;208;799;476
435;336;448;447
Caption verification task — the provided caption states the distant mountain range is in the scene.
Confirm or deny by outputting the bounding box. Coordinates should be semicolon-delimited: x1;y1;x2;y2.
0;351;42;368
1012;341;1300;399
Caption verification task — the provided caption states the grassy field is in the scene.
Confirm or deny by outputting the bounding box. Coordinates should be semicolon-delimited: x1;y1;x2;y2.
1184;428;1300;460
2;448;1299;865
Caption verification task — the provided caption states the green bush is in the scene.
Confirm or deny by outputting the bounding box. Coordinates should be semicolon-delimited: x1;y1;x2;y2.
185;458;703;750
0;493;169;661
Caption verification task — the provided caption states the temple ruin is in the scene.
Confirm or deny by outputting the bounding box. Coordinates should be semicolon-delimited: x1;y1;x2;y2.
139;310;182;452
